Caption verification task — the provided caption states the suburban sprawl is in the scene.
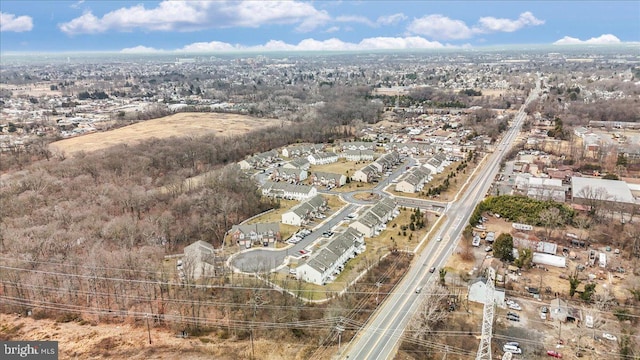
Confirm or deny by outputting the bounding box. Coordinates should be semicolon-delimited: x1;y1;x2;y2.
1;45;640;359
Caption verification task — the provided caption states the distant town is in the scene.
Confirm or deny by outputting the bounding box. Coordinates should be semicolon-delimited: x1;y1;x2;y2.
1;47;639;360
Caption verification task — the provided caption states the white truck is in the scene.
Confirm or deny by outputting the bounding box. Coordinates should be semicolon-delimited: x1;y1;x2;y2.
599;253;607;268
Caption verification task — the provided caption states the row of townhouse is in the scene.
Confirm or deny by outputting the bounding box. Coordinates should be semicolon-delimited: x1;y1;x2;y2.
238;150;280;170
282;195;327;226
283;157;310;170
308;151;339;165
395;166;432;193
423;153;451;174
261;181;318;201
309;171;347;188
271;167;308;183
282;144;324;158
349;197;398;237
384;142;437;156
339;141;377;151
229;222;281;248
296;228;365;285
352;151;401;183
340;149;377;162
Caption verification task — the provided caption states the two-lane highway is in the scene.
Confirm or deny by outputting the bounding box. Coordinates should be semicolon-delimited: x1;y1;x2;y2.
343;79;541;360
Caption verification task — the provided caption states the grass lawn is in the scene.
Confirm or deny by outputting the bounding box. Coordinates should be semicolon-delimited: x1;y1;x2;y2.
331;181;377;193
309;159;361;177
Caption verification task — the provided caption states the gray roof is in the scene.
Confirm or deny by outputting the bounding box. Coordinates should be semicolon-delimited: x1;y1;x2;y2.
288;157;310;168
571;176;636;205
313;171;344;181
231;222;280;235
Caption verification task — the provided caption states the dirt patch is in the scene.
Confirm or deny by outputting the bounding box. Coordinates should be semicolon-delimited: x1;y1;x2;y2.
49;112;284;155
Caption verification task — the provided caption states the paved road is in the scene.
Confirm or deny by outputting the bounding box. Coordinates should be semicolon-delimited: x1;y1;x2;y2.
343;78;542;360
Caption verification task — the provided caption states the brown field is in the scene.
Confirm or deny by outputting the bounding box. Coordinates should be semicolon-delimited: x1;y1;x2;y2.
49;112;284;155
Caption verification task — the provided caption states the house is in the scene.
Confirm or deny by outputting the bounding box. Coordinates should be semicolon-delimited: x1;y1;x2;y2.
467;278;506;306
283;157;310;171
395;166;432;193
307;152;339;165
296;228;365;285
515;176;566;202
353;164;379;183
424;153;451;174
349;197;397;237
372;151;400;172
310;171;347;188
183;240;216;280
261;181;318;201
238;150;279;169
229;222;281;248
281;144;323;158
281;195;327;226
340;141;376;151
271;167;308;183
341;149;376;162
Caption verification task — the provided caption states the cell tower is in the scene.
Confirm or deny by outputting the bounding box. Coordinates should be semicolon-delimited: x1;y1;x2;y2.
475;267;496;360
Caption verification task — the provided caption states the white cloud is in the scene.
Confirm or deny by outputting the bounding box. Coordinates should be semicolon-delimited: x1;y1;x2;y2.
70;0;85;9
172;36;445;53
0;12;34;32
376;13;407;26
407;11;544;40
59;0;330;35
181;41;240;52
325;26;340;33
120;45;163;53
475;11;544;33
407;14;473;40
553;34;622;45
335;15;375;27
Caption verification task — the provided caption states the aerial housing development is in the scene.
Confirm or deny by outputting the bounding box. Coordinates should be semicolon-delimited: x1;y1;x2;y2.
0;1;639;359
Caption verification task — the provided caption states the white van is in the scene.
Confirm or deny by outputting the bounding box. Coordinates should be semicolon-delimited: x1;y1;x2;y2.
415;286;422;294
503;344;522;354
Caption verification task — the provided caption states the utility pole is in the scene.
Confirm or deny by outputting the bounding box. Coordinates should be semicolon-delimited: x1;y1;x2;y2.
336;317;345;351
375;282;382;304
145;314;152;345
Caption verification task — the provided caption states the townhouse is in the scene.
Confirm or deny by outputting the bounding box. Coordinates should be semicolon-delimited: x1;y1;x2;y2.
283;157;311;171
340;141;376;151
281;144;324;158
271;167;308;183
307;151;339;165
310;171;347;188
281;195;327;226
341;149;377;162
229;222;281;248
395;166;432;193
261;181;318;201
353;163;379;183
238;150;280;170
295;228;365;285
372;151;401;173
349;197;398;237
423;153;451;174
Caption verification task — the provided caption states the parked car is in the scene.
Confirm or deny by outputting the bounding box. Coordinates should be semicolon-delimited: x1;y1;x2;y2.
506;314;520;322
602;333;617;341
508;303;522;311
505;342;520;348
503;344;522;354
547;350;563;358
429;267;436;273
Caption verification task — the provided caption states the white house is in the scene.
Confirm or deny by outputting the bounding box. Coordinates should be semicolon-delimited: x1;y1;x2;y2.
261;181;318;201
296;228;364;285
310;171;347;188
395;167;431;193
467;278;506;306
307;152;339;165
342;149;376;162
271;168;308;183
353;164;379;183
281;195;327;226
183;241;216;280
283;157;311;170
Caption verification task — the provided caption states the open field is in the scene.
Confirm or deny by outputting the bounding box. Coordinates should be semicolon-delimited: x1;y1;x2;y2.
49;112;284;155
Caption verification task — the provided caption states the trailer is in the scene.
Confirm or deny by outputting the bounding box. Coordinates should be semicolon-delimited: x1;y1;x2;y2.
599;253;607;268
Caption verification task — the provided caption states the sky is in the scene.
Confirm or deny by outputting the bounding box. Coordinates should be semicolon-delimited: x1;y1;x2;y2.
0;0;638;53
